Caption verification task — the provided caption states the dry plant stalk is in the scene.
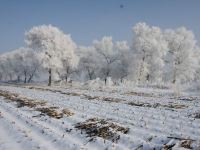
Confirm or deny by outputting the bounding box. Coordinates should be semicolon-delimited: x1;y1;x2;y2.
74;118;129;143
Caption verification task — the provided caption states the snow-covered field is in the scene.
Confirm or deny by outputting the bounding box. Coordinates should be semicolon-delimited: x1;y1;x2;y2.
0;84;200;150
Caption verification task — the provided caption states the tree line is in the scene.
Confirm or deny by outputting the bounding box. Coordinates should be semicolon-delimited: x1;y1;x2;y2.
0;22;199;86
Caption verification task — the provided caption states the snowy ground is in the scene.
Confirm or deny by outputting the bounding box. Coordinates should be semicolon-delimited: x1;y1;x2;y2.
0;84;200;150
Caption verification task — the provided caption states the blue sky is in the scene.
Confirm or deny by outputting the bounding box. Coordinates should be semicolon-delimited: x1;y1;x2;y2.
0;0;200;53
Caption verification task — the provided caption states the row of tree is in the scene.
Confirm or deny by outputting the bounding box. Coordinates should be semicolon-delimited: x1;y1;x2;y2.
0;22;199;86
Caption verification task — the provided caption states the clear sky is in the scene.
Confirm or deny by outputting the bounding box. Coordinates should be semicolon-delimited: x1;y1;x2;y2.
0;0;200;53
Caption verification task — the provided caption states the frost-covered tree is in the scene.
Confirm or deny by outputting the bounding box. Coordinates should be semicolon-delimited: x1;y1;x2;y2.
0;51;23;81
56;54;79;82
130;22;167;84
111;41;130;83
0;48;39;83
25;25;78;86
0;53;14;81
164;27;198;84
78;46;99;80
12;48;39;83
93;36;125;84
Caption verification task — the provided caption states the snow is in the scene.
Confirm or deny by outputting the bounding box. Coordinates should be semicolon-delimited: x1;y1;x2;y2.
0;84;200;150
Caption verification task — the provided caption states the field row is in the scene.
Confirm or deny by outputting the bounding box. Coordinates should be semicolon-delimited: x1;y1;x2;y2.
0;85;200;149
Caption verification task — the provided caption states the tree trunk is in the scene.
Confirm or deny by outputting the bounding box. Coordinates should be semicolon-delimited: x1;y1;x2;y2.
24;76;27;83
87;68;94;80
172;79;176;84
48;68;52;86
120;74;127;83
121;77;123;83
65;75;68;82
17;76;20;82
104;68;110;85
27;76;32;83
104;78;107;85
146;74;150;81
89;74;92;80
88;70;92;80
24;71;27;83
27;74;34;83
172;70;176;84
27;67;37;83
